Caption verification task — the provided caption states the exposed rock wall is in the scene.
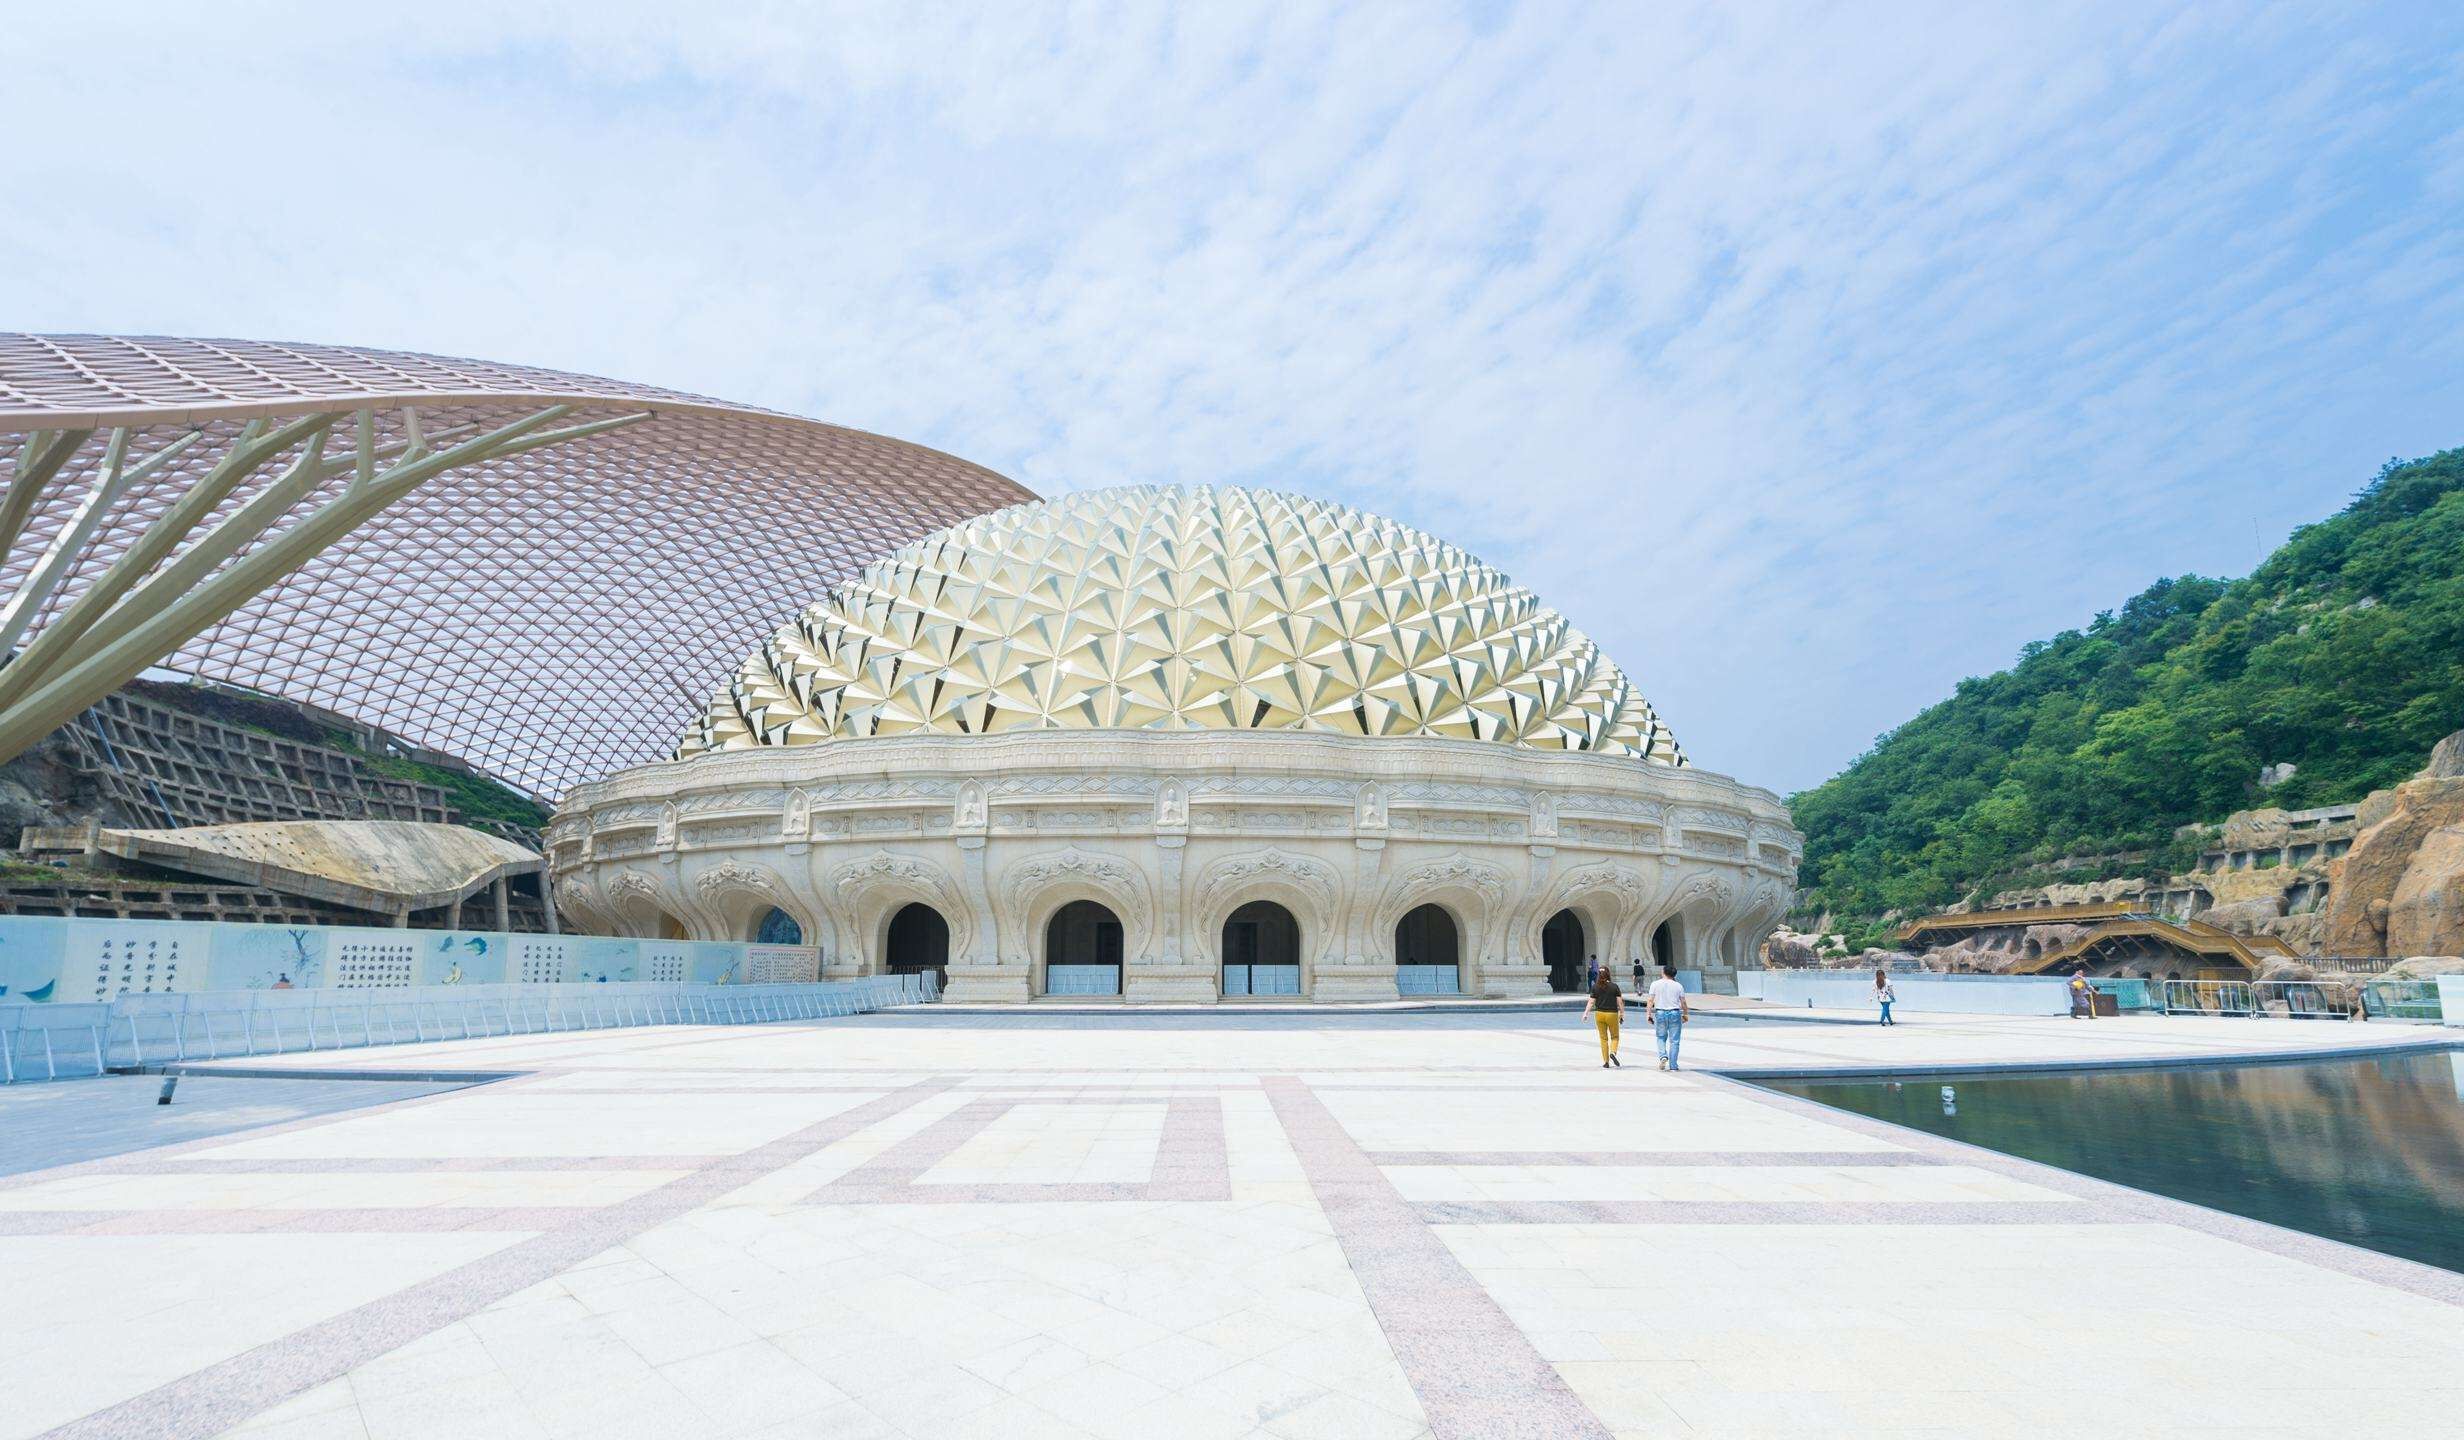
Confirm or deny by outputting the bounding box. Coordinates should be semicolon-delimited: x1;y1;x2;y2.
2321;735;2464;957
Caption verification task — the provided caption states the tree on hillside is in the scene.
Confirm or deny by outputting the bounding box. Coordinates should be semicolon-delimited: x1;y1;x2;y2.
1792;448;2464;934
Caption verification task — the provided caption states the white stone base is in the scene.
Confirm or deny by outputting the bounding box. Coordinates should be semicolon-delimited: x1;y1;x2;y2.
1125;966;1219;1002
943;966;1031;1003
1310;965;1403;1002
1479;963;1552;998
551;730;1799;1005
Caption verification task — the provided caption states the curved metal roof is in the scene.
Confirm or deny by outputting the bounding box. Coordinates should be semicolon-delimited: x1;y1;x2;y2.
683;484;1684;764
0;335;1033;797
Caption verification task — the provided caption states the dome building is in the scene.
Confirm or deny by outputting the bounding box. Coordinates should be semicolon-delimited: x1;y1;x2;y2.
548;486;1798;1001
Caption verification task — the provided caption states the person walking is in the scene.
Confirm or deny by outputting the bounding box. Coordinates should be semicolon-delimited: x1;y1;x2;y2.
1582;969;1625;1068
1646;964;1690;1071
2069;969;2097;1019
1873;968;1896;1026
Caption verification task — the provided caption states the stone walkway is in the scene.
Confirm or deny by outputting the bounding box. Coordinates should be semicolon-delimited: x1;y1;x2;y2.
3;1011;2457;1439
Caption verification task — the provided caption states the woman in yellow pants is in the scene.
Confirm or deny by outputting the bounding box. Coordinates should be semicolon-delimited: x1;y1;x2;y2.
1582;971;1625;1067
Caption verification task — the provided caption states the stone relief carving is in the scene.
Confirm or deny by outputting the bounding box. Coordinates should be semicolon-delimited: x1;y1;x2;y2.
998;847;1153;938
1379;853;1510;927
830;851;962;903
1191;848;1342;930
693;859;780;898
956;780;988;828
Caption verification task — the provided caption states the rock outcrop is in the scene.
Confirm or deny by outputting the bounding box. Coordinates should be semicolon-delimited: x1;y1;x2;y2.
2423;731;2464;780
2199;895;2285;936
2322;730;2464;958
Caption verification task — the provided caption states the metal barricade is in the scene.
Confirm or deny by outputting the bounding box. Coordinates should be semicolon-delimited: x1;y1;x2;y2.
2;1001;111;1081
2162;979;2258;1016
8;974;934;1082
2253;979;2358;1019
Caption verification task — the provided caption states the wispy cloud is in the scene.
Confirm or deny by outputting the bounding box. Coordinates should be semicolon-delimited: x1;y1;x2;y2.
6;1;2461;790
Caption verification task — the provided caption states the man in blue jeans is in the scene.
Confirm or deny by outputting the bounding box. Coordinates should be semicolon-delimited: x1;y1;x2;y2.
1646;964;1690;1071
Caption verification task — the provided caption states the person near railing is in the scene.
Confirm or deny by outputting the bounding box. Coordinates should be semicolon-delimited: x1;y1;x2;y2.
1873;968;1896;1026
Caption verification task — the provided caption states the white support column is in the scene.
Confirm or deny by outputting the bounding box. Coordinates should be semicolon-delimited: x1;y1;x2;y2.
0;405;646;767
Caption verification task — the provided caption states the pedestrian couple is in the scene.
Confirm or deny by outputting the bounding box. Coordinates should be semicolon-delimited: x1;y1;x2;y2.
1583;964;1691;1070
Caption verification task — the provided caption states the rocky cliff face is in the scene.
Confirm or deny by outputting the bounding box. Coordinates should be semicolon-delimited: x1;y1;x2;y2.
2323;732;2464;958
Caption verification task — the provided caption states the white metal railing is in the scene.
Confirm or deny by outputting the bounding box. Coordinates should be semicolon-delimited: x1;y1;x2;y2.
0;972;938;1083
2250;978;2359;1019
2160;979;2258;1016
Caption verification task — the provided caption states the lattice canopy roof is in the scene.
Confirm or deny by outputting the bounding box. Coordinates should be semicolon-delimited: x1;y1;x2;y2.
682;485;1683;763
0;335;1033;798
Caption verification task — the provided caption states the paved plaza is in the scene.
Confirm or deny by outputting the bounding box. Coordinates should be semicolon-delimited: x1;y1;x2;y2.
5;1009;2460;1440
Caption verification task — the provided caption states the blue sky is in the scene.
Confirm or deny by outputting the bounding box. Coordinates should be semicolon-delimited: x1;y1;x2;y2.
5;2;2461;792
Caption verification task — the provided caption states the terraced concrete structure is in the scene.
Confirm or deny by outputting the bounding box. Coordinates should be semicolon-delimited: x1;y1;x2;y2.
554;487;1799;1001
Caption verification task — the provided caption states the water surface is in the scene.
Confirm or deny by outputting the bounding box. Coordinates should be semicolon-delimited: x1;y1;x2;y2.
1766;1047;2464;1274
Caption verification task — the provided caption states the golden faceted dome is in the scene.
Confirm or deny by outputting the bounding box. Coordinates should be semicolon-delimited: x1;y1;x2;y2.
678;485;1683;763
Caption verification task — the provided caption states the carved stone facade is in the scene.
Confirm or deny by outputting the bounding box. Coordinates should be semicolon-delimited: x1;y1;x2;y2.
550;730;1799;1001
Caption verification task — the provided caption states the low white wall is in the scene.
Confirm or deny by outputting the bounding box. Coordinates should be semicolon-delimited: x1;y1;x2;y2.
2439;975;2464;1026
1744;971;2072;1016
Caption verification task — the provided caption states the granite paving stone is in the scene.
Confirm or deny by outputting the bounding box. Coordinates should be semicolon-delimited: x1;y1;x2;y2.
0;1008;2451;1439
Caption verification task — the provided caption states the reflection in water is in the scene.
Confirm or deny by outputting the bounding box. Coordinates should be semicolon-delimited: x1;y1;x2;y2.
1766;1049;2464;1274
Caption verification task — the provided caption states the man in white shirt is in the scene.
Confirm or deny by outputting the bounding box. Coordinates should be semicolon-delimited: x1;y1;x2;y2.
1645;964;1690;1071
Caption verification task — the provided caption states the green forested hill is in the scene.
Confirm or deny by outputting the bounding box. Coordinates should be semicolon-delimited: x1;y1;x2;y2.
1791;448;2464;936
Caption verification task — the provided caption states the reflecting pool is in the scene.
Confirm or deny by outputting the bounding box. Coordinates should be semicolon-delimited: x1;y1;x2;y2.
1764;1047;2464;1274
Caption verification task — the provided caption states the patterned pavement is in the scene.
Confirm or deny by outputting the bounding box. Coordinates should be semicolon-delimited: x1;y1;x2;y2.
4;1010;2459;1440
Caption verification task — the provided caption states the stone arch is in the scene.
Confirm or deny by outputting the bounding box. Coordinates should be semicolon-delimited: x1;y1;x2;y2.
1374;854;1510;989
884;902;952;979
1041;898;1128;996
1540;907;1590;992
753;907;806;946
1639;867;1740;975
1219;899;1306;996
549;872;616;934
830;850;974;975
1393;903;1465;993
1711;876;1790;977
996;848;1154;979
604;871;690;940
1523;859;1655;981
688;859;817;946
1189;847;1344;981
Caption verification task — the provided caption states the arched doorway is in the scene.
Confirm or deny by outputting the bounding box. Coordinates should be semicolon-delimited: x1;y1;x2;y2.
1542;908;1589;993
1651;919;1676;972
885;903;949;986
1395;904;1461;996
1222;900;1302;997
1044;900;1124;996
754;906;803;946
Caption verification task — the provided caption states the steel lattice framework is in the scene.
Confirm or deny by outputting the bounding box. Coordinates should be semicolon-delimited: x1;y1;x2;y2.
684;484;1685;763
0;335;1033;798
